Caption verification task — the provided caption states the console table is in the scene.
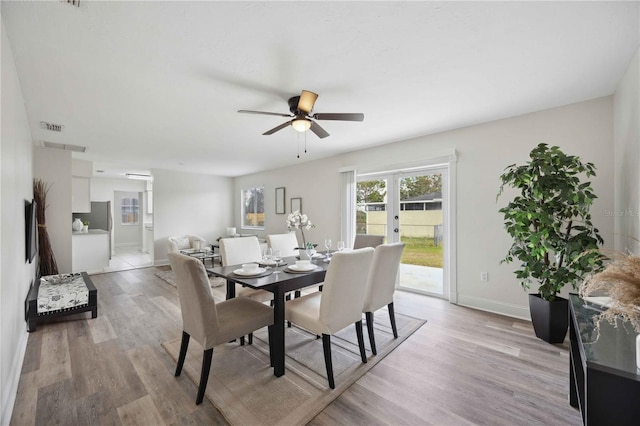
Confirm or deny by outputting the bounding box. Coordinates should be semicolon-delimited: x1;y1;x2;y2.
569;294;640;425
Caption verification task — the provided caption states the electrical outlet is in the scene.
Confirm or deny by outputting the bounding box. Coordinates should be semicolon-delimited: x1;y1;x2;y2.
480;272;488;282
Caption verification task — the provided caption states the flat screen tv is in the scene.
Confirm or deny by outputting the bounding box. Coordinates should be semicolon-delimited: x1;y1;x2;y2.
25;199;38;263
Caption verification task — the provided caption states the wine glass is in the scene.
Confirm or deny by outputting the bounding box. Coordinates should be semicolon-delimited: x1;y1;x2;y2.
272;249;282;274
324;239;332;257
263;247;273;266
337;240;345;252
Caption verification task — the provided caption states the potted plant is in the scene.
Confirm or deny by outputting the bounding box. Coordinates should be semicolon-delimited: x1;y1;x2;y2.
286;210;317;259
497;143;605;343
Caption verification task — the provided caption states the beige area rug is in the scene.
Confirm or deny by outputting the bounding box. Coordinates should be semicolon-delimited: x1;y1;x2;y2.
162;310;425;426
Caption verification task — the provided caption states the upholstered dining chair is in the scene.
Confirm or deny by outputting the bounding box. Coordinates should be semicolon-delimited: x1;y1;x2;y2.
266;233;299;257
168;234;208;253
362;242;405;355
267;232;313;300
353;234;385;249
285;247;374;389
219;236;273;304
168;252;274;405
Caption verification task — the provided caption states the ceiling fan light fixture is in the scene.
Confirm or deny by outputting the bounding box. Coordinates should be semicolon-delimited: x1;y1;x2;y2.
291;118;311;132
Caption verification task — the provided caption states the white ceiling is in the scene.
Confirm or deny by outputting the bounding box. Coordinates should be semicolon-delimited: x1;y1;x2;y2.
2;1;638;178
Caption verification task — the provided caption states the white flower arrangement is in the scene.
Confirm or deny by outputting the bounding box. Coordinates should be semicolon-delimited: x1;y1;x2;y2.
286;210;316;248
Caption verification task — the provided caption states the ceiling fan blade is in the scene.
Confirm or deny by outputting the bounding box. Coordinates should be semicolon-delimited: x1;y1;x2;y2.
263;121;292;135
238;110;292;118
312;113;364;121
297;90;318;114
309;121;330;139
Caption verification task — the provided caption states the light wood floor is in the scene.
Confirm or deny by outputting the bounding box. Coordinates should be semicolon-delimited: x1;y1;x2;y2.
10;266;581;425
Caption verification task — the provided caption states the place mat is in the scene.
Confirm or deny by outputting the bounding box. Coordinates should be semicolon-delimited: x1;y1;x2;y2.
162;310;425;426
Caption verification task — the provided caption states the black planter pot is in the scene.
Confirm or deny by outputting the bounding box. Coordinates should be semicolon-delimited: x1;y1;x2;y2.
528;294;569;344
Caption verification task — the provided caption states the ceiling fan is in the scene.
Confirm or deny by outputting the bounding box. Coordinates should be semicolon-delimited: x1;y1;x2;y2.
238;90;364;139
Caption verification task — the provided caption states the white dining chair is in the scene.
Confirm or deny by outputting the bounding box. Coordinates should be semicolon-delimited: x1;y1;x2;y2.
285;247;374;389
362;242;405;355
168;253;274;404
266;233;300;257
353;234;385;249
219;236;273;304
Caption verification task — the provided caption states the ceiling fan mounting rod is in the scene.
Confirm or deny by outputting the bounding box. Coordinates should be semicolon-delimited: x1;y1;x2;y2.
288;96;303;115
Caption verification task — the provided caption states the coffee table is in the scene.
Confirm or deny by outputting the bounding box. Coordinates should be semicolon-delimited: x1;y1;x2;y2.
180;247;221;266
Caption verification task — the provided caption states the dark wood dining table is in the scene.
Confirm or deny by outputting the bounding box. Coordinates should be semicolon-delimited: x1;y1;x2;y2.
207;256;328;377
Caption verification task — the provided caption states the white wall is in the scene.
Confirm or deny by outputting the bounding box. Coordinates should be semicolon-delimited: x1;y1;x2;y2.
613;48;640;254
0;16;36;424
235;96;615;319
33;147;73;274
91;176;146;202
152;169;233;265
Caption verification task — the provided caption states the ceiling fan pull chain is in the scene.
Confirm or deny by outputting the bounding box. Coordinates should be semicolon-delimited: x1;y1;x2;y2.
304;131;307;154
297;132;300;159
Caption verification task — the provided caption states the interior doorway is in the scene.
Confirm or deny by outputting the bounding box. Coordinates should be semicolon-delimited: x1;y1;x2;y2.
357;167;448;298
108;190;152;272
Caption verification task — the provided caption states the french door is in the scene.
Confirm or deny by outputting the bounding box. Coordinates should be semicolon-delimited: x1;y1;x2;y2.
357;166;448;298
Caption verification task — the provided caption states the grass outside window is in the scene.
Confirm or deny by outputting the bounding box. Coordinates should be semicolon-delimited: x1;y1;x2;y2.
401;237;443;268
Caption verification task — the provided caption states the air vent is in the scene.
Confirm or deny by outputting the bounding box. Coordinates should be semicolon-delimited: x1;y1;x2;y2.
61;0;80;7
42;141;86;153
40;121;64;132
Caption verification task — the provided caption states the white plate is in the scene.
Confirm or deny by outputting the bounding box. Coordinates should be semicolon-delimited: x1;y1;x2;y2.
288;264;317;272
233;267;266;276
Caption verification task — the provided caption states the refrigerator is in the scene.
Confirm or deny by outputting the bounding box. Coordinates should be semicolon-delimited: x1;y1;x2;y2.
74;201;113;258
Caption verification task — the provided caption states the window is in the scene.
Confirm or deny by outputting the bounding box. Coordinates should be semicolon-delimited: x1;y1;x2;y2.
121;197;139;225
242;187;264;229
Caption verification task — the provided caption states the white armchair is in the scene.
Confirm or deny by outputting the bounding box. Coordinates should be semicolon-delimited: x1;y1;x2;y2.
168;234;208;253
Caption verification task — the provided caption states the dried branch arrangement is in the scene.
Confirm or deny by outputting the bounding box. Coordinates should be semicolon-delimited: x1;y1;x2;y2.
579;252;640;333
33;179;59;277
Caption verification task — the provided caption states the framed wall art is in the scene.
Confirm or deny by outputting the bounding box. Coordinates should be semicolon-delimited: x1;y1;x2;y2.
275;187;285;214
290;197;301;213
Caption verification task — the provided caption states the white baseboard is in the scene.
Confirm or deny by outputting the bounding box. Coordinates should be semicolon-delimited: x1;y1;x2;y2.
1;328;28;426
456;294;531;321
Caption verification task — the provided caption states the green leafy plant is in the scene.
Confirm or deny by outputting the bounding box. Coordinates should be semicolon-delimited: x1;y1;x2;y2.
497;143;605;301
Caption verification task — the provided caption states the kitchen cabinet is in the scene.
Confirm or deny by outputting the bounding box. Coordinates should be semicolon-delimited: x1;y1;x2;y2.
72;177;90;213
72;230;110;273
72;159;92;213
